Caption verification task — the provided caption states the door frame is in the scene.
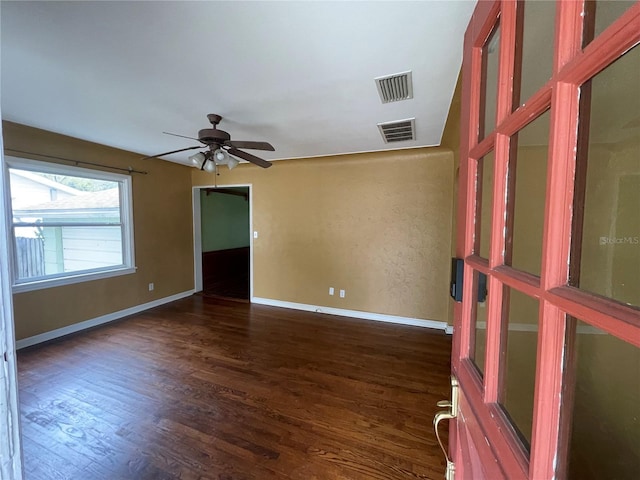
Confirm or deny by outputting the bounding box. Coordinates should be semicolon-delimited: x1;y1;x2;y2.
452;1;640;479
0;96;24;478
192;183;254;299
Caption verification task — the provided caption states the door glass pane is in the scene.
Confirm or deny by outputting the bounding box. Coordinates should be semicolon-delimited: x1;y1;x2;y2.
470;271;489;376
476;151;494;259
516;0;556;107
507;110;550;276
480;22;500;140
567;319;640;479
572;45;640;307
501;288;538;452
583;0;636;47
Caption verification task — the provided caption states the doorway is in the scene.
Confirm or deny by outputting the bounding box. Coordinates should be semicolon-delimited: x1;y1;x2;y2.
193;185;252;301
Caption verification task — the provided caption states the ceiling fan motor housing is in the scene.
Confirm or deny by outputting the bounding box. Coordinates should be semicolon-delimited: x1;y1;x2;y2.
198;128;231;145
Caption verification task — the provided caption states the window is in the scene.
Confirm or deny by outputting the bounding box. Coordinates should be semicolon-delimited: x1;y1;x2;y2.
6;157;135;292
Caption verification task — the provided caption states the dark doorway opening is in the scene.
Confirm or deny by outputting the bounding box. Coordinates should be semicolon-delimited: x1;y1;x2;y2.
200;187;250;301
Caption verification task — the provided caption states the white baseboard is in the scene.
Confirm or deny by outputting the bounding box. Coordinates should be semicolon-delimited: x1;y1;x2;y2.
445;325;454;335
251;297;449;332
16;289;195;349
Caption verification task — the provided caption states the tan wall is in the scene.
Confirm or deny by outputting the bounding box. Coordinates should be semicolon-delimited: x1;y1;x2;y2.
193;148;454;322
441;72;462;155
3;122;194;340
442;71;462;326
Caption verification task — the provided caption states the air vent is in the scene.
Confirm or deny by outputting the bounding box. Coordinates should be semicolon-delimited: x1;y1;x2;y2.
375;71;413;103
377;118;415;143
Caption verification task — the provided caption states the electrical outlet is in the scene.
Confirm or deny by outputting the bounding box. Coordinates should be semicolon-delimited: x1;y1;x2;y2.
329;287;334;296
148;283;154;291
339;289;345;298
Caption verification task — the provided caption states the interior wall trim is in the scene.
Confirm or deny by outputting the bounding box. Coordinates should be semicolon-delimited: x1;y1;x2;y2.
252;297;450;333
15;289;195;350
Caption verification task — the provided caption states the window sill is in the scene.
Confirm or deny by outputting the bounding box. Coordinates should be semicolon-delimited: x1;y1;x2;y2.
12;266;137;294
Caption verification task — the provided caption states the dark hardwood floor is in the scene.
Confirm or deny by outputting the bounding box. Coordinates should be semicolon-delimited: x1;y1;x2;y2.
201;248;249;301
201;273;249;301
18;296;452;479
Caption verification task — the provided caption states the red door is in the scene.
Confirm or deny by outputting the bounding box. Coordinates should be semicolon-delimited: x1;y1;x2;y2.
447;1;640;478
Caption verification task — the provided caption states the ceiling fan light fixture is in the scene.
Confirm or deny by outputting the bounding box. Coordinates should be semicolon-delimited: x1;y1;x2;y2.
189;152;206;167
227;157;240;170
203;159;216;173
214;148;229;165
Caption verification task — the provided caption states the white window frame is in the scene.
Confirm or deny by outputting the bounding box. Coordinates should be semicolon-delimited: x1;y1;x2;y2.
5;157;136;293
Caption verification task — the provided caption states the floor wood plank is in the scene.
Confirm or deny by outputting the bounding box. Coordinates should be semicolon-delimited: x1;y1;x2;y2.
18;296;451;479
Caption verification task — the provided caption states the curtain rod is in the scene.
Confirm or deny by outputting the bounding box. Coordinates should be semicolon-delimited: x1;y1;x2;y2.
4;149;148;175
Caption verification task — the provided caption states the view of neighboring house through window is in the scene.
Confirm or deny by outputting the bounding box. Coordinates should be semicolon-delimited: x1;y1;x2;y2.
6;157;135;292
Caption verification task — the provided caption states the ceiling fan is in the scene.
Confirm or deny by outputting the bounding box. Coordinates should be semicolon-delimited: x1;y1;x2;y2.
142;114;274;170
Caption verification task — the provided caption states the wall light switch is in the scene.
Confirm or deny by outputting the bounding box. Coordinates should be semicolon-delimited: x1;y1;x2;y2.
253;231;259;239
329;287;334;296
339;289;345;298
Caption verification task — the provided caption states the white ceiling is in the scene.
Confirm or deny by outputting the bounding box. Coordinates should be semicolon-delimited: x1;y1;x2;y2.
1;1;476;165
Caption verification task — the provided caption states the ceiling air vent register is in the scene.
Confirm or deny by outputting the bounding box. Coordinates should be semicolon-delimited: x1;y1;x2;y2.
377;118;416;143
375;71;413;103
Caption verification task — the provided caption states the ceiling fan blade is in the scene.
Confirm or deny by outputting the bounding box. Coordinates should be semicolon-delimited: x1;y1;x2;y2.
225;140;275;151
141;146;202;160
227;148;273;168
163;131;202;142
